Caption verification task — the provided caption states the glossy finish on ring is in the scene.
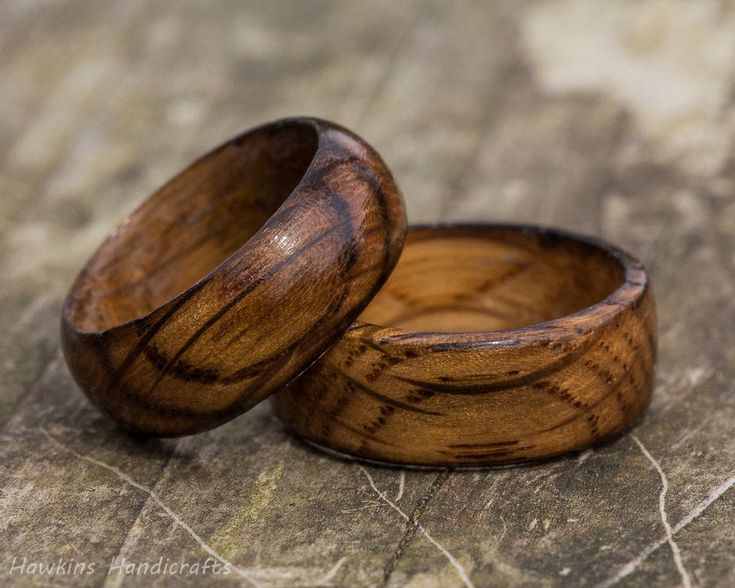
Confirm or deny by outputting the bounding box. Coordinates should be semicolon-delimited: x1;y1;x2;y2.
273;224;657;466
62;118;406;436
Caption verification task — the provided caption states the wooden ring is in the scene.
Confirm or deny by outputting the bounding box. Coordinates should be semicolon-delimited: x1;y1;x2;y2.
272;224;657;466
62;117;406;436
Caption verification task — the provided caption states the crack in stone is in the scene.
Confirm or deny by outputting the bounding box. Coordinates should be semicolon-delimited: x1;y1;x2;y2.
39;427;262;588
597;436;735;588
395;470;405;502
382;469;450;586
357;466;473;587
631;435;692;588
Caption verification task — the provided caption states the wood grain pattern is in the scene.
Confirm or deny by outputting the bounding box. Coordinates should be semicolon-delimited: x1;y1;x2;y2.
273;225;656;466
3;2;734;586
61;117;406;436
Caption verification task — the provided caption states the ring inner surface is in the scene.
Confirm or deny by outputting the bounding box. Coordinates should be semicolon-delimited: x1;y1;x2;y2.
67;123;319;333
358;227;626;333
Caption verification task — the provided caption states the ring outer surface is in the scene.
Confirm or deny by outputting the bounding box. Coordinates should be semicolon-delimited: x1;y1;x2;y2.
62;117;407;436
272;223;657;467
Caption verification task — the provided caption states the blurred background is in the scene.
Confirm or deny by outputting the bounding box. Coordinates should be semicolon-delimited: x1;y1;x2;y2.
2;1;734;274
1;2;734;587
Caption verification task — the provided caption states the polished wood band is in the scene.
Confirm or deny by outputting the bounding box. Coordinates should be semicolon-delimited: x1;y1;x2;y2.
272;224;657;466
62;118;406;436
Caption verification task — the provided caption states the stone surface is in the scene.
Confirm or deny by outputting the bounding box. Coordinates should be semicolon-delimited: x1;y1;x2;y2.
1;1;734;587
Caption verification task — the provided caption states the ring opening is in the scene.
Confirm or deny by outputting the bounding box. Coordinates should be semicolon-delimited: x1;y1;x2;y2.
66;122;319;333
358;226;627;333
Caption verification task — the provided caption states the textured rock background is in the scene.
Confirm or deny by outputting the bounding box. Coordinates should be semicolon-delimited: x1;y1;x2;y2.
1;1;734;586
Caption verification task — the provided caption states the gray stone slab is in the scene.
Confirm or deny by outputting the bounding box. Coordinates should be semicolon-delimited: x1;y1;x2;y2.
1;1;733;587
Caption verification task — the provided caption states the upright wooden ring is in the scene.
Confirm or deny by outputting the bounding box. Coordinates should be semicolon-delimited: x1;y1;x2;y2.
62;118;406;436
273;224;657;466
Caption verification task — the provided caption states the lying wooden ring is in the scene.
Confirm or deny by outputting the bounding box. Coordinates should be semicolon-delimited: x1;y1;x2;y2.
62;117;406;436
272;224;657;466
